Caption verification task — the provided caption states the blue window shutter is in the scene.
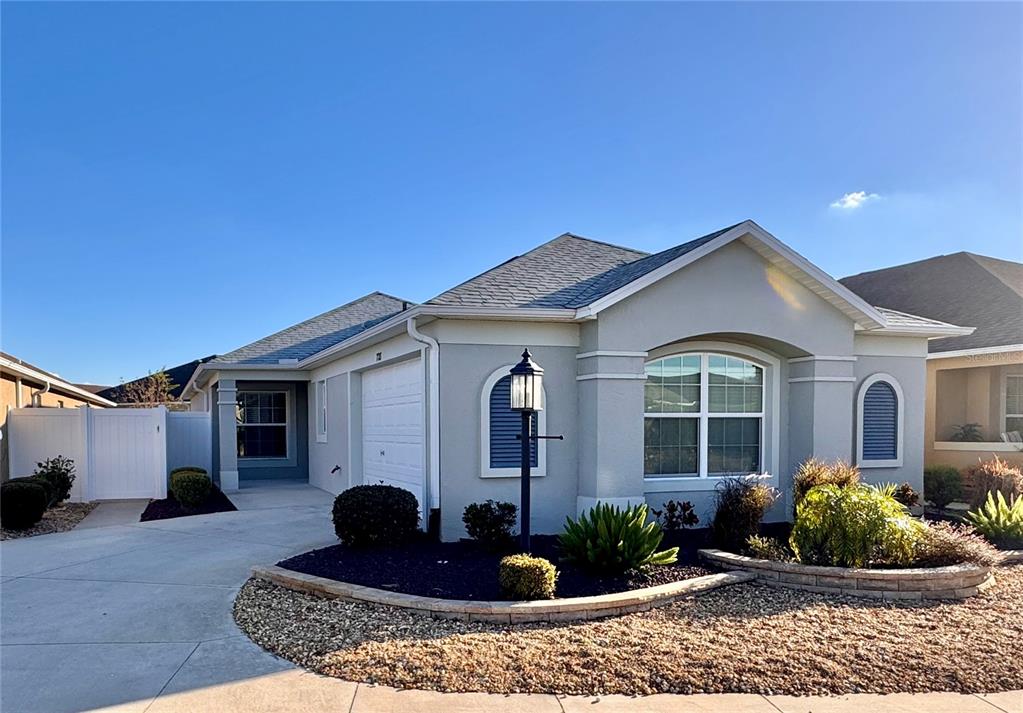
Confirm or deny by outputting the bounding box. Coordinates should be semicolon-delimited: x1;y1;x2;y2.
489;376;538;468
862;382;898;460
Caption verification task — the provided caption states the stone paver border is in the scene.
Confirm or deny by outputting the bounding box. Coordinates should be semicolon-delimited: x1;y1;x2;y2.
698;549;995;600
251;565;754;623
1000;549;1022;564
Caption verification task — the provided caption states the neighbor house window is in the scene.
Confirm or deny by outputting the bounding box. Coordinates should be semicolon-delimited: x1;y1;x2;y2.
856;374;903;468
644;354;764;478
1006;375;1023;434
480;366;546;477
237;391;288;458
315;380;328;443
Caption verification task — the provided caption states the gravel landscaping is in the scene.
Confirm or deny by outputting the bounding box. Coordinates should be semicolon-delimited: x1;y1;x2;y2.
0;501;97;540
234;563;1023;696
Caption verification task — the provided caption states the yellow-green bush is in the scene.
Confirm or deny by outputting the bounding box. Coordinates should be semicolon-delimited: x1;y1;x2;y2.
498;554;557;600
170;470;211;508
792;458;860;511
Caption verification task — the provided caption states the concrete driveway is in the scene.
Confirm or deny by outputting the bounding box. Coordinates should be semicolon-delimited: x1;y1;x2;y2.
2;482;1019;713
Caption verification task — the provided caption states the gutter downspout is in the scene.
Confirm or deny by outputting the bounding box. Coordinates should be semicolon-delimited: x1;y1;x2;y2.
30;379;51;407
406;317;440;512
15;377;23;408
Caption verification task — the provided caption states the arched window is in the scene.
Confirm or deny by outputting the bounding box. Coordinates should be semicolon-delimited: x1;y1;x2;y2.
480;366;547;478
644;353;765;478
857;374;904;468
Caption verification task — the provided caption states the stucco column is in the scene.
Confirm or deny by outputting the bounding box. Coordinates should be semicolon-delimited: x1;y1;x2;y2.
575;353;647;514
217;378;239;492
787;358;855;470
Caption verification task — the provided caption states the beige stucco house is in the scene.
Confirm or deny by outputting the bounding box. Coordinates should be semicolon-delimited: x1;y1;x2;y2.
842;252;1023;471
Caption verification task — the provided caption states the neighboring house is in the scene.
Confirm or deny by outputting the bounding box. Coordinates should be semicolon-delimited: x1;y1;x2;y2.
182;220;970;540
841;252;1023;471
1;352;117;480
98;355;218;407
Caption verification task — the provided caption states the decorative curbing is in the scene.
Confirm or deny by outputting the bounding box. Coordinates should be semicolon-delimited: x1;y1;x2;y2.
251;564;755;623
698;549;995;600
1001;549;1023;564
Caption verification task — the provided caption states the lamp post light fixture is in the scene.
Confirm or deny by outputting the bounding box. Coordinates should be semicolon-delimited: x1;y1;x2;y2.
509;348;561;552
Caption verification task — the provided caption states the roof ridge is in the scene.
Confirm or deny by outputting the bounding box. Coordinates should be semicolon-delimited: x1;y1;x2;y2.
558;232;649;257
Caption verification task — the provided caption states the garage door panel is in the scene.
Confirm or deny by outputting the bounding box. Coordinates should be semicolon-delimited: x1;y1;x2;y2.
362;359;424;513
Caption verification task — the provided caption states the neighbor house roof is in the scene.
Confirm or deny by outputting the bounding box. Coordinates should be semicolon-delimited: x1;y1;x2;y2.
98;355;219;402
0;352;117;407
840;252;1022;353
213;292;412;365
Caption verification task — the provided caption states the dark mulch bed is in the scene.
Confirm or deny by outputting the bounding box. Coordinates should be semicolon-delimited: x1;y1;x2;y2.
278;523;790;601
140;486;237;522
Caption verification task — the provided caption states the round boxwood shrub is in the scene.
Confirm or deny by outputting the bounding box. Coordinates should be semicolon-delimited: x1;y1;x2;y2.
924;465;963;509
170;466;208;477
170;470;212;508
332;484;419;547
498;553;557;600
462;500;517;550
9;476;55;508
1;481;48;530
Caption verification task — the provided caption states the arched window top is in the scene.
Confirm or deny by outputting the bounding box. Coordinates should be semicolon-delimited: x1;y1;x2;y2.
480;365;547;478
857;373;904;468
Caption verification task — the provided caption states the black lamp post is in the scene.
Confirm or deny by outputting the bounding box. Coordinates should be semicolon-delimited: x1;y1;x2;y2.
509;348;549;552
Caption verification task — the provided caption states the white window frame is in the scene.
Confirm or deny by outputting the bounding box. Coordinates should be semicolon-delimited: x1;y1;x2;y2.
856;373;904;468
643;351;766;482
1003;373;1023;434
315;379;328;443
236;389;290;460
480;364;547;478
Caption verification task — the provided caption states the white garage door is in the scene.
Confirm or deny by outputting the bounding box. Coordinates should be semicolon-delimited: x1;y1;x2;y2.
362;358;425;513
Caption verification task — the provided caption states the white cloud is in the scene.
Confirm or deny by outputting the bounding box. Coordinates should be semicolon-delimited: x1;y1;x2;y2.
830;191;881;210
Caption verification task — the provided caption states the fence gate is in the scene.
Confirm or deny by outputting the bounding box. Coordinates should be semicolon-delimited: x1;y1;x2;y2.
88;409;167;500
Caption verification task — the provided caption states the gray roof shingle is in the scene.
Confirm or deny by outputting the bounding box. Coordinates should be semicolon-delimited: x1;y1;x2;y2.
427;225;740;309
214;292;410;365
840;252;1022;353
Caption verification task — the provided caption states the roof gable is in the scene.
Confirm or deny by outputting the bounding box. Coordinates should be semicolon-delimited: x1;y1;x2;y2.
840;252;1022;352
214;292;411;365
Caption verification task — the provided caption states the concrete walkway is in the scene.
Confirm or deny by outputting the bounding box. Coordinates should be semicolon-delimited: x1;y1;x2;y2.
1;483;1019;713
75;499;149;529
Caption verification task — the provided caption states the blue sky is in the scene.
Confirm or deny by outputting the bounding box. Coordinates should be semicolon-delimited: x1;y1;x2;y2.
2;2;1020;386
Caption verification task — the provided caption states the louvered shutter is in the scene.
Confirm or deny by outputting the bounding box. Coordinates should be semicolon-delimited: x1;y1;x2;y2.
489;375;538;468
862;381;897;460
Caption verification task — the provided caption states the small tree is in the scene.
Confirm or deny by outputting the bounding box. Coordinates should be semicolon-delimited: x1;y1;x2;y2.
119;369;178;407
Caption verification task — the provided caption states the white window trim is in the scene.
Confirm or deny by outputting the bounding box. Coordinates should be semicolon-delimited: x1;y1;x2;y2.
1004;373;1023;434
642;343;780;490
237;389;290;460
480;364;547;478
315;379;328;443
856;373;904;468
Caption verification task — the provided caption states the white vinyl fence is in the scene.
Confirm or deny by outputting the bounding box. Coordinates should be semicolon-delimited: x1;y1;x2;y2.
8;406;211;501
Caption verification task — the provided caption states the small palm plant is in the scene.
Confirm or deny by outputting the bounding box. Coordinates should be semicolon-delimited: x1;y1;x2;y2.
559;503;679;574
967;491;1023;549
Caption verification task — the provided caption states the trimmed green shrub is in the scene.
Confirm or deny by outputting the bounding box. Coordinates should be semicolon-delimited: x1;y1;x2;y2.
966;456;1023;508
332;484;420;547
9;476;55;508
170;466;208;477
462;500;517;550
33;455;76;504
170;470;212;508
0;481;48;530
914;521;1000;567
789;484;924;568
650;500;699;531
559;503;678;574
924;465;963;509
745;535;792;562
792;458;859;512
967;491;1023;549
711;476;778;552
498;554;557;600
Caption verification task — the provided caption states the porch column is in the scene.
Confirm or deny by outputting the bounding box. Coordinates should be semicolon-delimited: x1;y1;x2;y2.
575;353;647;514
217;379;239;492
787;357;855;468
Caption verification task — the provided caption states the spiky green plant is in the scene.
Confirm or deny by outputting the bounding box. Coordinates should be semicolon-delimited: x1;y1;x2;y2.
966;491;1023;549
559;503;678;574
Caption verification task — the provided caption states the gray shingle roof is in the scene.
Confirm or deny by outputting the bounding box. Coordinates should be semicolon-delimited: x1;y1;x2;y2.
427;225;740;309
214;292;410;365
874;307;964;331
841;252;1023;353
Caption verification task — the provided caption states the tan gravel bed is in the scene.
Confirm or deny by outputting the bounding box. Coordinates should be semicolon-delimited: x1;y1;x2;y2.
0;502;98;540
234;564;1023;696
